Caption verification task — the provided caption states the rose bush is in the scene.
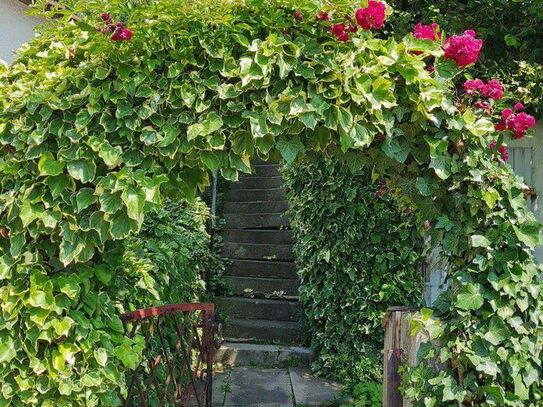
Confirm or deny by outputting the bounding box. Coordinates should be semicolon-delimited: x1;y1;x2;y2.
0;0;541;405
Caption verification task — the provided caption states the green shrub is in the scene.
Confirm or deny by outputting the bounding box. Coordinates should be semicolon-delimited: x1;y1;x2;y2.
0;198;220;406
282;151;424;383
110;197;224;310
337;381;383;407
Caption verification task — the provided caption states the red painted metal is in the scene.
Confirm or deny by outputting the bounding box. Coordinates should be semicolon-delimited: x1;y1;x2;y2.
119;303;219;407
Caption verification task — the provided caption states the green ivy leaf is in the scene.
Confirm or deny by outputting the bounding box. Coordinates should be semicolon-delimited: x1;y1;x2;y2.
471;234;490;248
456;283;484;310
38;152;65;176
0;339;16;363
76;188;97;213
276;137;305;163
484;317;510;346
67;160;96;183
514;221;542;247
94;348;108;367
110;210;138;239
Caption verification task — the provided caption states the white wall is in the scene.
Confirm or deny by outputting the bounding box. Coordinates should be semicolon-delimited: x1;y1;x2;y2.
508;122;543;262
0;0;43;64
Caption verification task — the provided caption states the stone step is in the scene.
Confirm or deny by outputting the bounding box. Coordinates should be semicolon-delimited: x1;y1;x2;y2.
252;159;276;166
223;201;288;214
222;229;294;245
222;318;302;344
226;188;286;202
215;296;302;322
225;275;299;297
214;342;313;367
230;176;283;190
252;164;280;177
226;259;298;279
222;242;294;261
224;213;288;228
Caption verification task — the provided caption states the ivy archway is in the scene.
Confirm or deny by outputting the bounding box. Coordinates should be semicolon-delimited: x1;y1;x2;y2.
0;0;541;405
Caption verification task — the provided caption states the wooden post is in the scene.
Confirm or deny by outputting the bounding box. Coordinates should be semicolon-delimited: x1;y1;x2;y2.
382;306;422;407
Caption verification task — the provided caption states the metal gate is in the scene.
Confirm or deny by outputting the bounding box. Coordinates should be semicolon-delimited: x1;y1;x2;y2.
119;303;220;407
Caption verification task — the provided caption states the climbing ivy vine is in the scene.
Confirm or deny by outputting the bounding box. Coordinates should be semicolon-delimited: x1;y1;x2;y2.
283;151;423;384
0;0;541;405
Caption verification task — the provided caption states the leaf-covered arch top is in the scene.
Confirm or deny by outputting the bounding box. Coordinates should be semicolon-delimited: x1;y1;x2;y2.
0;0;541;405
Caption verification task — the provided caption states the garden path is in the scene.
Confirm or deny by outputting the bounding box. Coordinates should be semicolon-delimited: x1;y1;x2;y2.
211;367;342;407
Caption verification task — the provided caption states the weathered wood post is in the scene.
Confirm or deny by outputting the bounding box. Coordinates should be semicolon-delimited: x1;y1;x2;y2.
382;306;422;407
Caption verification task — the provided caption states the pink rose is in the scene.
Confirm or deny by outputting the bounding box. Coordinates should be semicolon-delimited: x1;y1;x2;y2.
294;11;303;21
488;141;509;161
501;109;513;119
495;120;506;131
111;27;132;41
316;11;330;21
463;79;484;94
413;22;440;41
331;24;349;42
507;112;536;139
481;79;503;100
514;102;524;110
355;1;386;30
444;30;483;67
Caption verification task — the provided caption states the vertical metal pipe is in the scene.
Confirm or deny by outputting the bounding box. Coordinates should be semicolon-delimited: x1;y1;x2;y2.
211;171;218;230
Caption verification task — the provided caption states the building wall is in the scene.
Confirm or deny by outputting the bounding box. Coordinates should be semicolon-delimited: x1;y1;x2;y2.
508;122;543;262
0;0;43;64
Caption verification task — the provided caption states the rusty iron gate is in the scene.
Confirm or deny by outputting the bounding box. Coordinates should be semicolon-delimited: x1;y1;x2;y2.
119;303;220;407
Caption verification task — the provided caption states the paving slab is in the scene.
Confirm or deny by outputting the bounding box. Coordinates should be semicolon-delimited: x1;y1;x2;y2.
289;367;342;406
223;367;293;407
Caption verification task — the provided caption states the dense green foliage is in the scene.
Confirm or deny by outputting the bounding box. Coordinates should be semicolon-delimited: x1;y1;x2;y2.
388;0;543;115
0;0;542;405
338;381;383;407
120;198;223;307
283;152;423;383
0;196;218;406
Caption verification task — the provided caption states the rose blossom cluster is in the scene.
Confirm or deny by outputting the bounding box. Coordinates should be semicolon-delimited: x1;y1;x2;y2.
413;22;440;41
98;13;132;41
443;30;482;67
301;1;387;42
301;1;483;69
495;104;536;139
411;23;440;55
329;1;385;42
488;141;509;162
330;24;357;42
464;79;503;99
355;0;386;30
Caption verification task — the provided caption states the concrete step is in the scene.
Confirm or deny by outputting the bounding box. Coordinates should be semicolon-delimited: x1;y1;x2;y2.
226;259;298;279
230;176;283;190
222;229;294;245
223;201;288;214
215;296;302;322
222;242;294;261
226;188;286;202
252;159;276;166
225;276;299;297
224;213;289;228
253;164;280;177
214;342;313;367
222;318;302;344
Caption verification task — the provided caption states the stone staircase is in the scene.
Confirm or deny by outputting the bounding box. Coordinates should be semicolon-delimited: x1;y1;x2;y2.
215;161;307;351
